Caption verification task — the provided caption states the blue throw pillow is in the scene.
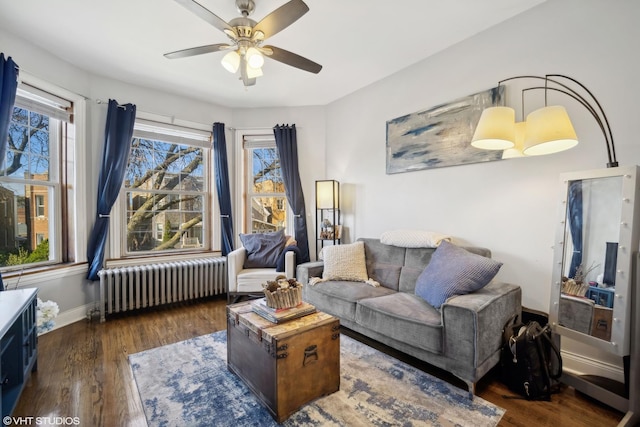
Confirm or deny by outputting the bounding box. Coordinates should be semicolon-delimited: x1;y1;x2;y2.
276;245;301;272
414;241;502;309
240;229;287;269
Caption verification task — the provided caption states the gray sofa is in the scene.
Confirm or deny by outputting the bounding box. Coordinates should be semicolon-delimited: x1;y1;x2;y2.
297;238;521;396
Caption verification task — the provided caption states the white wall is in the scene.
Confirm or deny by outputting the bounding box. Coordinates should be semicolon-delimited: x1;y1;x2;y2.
325;0;639;312
324;0;639;378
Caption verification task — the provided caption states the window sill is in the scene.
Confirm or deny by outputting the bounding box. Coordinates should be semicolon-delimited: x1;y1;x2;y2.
2;262;88;289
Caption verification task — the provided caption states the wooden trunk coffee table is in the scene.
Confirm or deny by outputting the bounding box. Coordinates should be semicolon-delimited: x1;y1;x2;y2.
227;301;340;422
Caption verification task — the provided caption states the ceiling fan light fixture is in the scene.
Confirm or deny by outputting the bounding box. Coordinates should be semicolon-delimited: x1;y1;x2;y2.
246;65;263;79
221;50;240;73
169;0;322;87
246;47;264;69
223;28;237;39
251;30;265;42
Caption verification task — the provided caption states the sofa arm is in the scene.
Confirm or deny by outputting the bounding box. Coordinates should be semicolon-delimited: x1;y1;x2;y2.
297;261;324;286
227;247;247;293
284;251;296;279
441;281;522;368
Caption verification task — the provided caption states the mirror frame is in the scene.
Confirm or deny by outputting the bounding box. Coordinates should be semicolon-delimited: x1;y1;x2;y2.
549;165;640;356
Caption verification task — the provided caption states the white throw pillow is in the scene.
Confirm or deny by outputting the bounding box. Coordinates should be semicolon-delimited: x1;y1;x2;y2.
380;229;451;248
322;241;368;282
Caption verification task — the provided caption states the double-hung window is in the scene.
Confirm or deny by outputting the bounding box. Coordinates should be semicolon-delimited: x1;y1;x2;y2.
242;133;288;234
0;83;74;270
119;119;212;256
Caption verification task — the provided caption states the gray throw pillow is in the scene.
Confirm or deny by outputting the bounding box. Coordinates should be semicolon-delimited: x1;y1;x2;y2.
240;229;287;269
414;240;502;308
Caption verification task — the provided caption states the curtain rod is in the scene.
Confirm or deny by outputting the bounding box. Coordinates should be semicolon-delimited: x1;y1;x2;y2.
95;99;128;110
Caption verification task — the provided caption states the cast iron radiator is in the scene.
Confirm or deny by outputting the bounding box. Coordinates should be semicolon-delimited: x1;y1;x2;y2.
97;257;227;321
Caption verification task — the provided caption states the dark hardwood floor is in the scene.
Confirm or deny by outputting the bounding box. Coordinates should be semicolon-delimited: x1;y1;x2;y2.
14;297;624;426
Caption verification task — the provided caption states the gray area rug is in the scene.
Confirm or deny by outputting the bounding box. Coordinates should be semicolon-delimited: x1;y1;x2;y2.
129;330;504;426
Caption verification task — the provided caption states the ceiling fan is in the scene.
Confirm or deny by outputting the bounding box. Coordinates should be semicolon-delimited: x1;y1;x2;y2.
165;0;322;87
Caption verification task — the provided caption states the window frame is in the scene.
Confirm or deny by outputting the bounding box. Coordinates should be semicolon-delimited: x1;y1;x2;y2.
233;128;293;243
109;115;217;261
0;73;84;272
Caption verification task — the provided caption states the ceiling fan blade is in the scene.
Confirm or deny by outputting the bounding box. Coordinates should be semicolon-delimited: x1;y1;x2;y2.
174;0;234;34
253;0;309;40
263;45;322;74
164;43;233;59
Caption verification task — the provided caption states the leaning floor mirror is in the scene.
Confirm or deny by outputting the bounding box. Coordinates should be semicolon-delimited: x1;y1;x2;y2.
549;165;640;420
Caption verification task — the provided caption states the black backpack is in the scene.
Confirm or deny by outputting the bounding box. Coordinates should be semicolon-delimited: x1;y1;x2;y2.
500;316;562;400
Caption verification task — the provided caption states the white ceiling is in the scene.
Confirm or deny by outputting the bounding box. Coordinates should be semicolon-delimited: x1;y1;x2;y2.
0;0;545;109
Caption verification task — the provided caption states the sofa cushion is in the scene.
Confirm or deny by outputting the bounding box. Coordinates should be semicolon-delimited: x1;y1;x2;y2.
322;241;368;282
239;229;287;268
360;238;407;290
304;280;396;322
415;241;502;309
355;292;444;354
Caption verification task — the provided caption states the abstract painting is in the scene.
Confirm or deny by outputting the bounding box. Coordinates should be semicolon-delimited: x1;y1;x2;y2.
386;86;505;173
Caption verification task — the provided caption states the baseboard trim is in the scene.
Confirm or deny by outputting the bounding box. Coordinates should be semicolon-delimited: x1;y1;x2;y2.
561;349;625;383
38;303;94;335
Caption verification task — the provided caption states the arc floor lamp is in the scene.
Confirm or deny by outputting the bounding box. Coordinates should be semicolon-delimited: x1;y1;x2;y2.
471;74;618;168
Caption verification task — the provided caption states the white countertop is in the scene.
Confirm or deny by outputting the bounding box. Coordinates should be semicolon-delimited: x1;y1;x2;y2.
0;288;38;337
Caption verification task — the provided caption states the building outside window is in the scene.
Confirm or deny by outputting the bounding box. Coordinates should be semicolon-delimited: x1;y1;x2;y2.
0;84;73;270
243;134;287;234
35;194;45;217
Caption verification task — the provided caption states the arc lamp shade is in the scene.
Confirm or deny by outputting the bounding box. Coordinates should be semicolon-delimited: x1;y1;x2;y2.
523;105;578;156
502;121;526;159
471;107;516;150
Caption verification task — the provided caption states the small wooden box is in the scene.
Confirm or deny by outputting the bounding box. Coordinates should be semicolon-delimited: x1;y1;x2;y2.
227;302;340;422
591;305;613;341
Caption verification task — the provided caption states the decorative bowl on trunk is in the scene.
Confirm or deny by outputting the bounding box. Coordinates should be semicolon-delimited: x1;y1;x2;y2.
263;276;303;309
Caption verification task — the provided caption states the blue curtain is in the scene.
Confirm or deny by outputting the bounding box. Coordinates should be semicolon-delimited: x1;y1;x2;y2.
567;180;583;278
0;54;18;292
273;124;310;263
0;53;19;171
87;100;136;280
213;122;234;256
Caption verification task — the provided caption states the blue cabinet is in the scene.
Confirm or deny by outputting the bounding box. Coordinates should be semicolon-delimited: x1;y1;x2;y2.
587;286;615;308
0;288;38;418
